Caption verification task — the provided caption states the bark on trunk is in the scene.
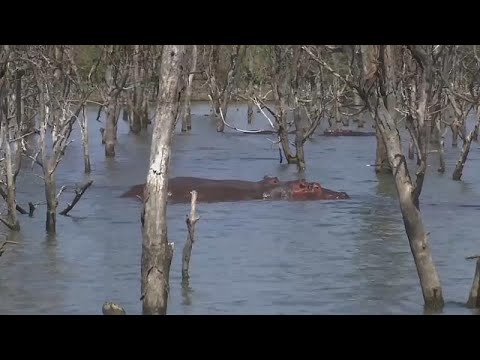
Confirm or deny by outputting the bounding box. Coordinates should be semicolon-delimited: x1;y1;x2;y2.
141;45;185;315
181;45;197;132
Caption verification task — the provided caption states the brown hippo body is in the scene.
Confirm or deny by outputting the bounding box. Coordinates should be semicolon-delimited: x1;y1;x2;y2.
120;176;281;203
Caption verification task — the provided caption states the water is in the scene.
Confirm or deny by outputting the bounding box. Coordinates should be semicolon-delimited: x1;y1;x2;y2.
0;102;479;315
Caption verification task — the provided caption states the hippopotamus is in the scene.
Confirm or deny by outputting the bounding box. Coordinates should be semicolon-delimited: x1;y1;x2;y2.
263;179;350;201
120;176;282;203
120;176;350;204
323;129;375;136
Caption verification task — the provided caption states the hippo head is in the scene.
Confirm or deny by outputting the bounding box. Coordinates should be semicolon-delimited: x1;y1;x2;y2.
261;175;281;187
288;180;325;200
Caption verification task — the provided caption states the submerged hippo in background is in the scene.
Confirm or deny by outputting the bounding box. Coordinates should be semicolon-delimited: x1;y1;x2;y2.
263;179;350;201
324;129;375;137
120;175;282;203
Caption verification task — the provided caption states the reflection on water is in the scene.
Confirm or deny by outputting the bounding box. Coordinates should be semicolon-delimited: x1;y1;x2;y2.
0;103;479;314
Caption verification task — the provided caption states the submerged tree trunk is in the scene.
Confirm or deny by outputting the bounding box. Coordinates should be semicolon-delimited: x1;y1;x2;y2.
466;258;480;308
141;45;185;315
105;102;117;157
451;110;480;181
44;172;57;233
246;80;254;124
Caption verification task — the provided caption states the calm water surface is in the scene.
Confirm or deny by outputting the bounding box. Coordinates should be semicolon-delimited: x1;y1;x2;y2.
1;102;479;315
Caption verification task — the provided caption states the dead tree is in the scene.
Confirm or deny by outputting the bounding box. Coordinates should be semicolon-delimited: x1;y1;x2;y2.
181;45;197;132
141;45;185;315
306;45;445;310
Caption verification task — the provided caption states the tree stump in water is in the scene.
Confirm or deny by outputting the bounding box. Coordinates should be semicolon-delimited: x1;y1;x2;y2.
102;302;126;315
466;257;480;308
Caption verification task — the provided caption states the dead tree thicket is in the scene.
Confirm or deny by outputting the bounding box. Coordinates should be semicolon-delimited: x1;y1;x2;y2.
306;45;446;310
250;45;331;171
436;45;480;181
124;45;155;134
0;46;41;231
141;44;185;315
204;45;245;132
28;45;94;233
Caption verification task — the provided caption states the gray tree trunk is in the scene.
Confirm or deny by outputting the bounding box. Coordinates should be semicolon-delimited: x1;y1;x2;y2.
141;45;185;315
181;45;197;132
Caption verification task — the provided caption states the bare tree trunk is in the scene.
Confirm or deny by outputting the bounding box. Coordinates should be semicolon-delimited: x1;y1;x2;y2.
375;125;391;173
247;80;254;124
293;107;305;172
141;44;185;315
353;89;365;128
377;103;444;310
3;130;20;231
105;102;117;157
80;107;91;173
130;44;143;134
181;45;197;132
44;172;57;233
361;45;391;174
438;124;448;173
0;52;20;231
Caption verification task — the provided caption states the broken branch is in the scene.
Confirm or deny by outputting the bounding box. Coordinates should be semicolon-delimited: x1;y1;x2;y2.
59;180;93;216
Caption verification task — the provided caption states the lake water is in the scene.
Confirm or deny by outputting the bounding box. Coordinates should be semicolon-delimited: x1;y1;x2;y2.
0;102;479;315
